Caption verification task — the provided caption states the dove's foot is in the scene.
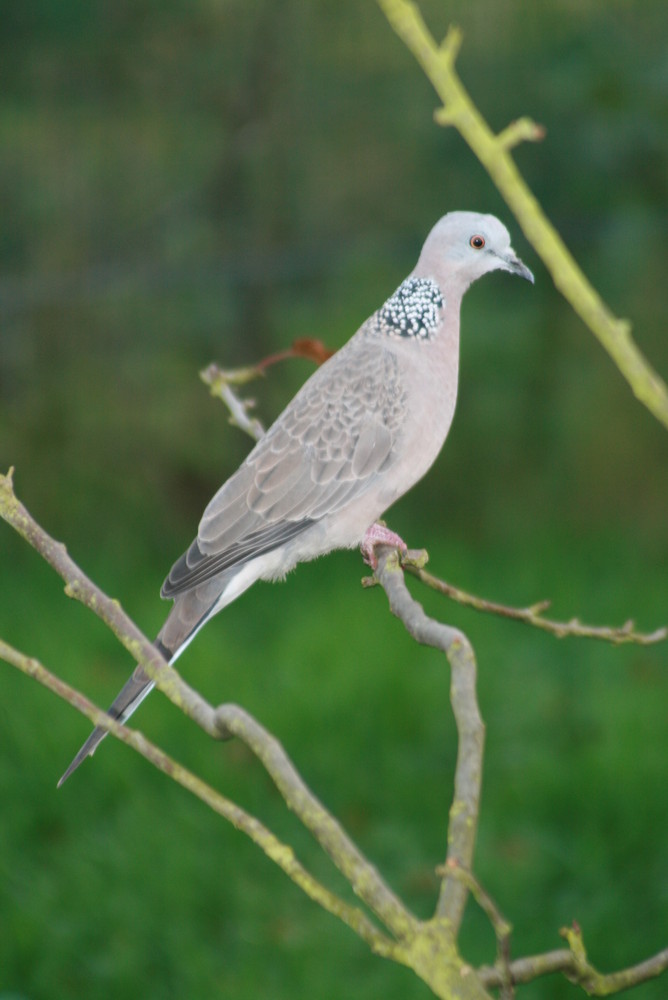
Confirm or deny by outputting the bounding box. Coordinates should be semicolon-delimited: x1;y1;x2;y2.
361;523;408;569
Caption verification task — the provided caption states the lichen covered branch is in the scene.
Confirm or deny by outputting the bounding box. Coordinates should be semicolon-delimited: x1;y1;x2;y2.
371;546;484;935
0;468;215;735
0;636;394;956
478;925;668;994
215;703;417;940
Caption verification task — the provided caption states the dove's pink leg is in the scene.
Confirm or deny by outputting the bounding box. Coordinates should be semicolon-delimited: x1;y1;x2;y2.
361;523;408;568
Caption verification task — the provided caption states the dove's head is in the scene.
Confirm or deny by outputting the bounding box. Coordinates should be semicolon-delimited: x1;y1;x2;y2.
416;211;533;294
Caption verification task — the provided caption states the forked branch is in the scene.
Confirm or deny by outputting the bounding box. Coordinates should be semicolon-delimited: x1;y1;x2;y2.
0;635;394;955
370;547;484;934
2;466;667;996
0;468;485;999
478;926;668;995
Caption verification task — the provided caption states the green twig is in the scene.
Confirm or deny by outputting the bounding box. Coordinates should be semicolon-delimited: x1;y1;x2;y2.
377;0;668;430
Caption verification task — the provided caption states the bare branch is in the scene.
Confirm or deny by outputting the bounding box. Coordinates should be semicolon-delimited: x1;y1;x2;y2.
214;704;417;940
376;0;668;431
371;546;484;936
401;550;667;646
0;468;216;735
439;860;514;998
0;467;413;953
200;338;335;442
200;363;266;440
254;337;336;370
0;637;397;955
478;931;668;995
3;468;666;997
0;471;494;998
4;308;667;996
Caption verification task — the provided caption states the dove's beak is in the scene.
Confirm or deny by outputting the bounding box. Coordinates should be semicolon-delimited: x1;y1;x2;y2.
503;252;534;284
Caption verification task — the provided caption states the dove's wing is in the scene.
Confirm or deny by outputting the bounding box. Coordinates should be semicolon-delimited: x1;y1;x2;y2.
161;334;406;600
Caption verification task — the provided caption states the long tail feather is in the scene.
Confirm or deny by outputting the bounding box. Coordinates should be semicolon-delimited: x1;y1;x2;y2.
58;573;248;787
57;667;155;786
57;639;173;787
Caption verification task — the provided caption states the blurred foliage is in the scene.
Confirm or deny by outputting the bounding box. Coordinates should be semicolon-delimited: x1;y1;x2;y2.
1;1;667;998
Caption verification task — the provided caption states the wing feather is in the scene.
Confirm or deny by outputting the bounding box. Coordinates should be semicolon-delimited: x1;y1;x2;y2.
162;336;407;598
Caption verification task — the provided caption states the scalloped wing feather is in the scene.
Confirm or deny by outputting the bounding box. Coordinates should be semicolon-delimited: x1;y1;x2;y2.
161;337;406;597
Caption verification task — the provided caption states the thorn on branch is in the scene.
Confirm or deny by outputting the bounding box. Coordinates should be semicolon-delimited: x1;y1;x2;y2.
0;467;18;517
527;599;551;615
401;547;430;570
200;360;264;389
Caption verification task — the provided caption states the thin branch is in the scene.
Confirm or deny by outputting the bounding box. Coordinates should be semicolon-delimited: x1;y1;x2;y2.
377;0;668;431
478;933;668;995
439;860;514;998
401;550;667;646
372;546;485;936
215;704;417;940
4;469;666;996
479;949;573;990
0;468;216;735
200;338;335;441
0;466;417;953
4;327;667;996
0;637;397;957
561;922;668;996
254;337;336;371
200;363;266;440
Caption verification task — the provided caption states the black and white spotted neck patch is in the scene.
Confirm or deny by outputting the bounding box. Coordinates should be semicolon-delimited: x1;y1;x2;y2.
376;277;444;342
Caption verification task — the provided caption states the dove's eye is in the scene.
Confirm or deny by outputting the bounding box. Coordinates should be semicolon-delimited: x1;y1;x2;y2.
470;235;485;249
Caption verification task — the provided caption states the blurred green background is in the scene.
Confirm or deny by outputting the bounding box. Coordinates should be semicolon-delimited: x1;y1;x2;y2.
2;2;667;998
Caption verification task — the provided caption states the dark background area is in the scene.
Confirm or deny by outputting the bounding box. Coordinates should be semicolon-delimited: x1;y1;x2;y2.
1;2;667;998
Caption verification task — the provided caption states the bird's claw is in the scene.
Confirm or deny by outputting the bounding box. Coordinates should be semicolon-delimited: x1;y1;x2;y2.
361;523;408;569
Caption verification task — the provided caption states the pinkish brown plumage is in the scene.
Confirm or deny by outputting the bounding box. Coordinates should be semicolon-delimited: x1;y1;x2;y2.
59;211;532;785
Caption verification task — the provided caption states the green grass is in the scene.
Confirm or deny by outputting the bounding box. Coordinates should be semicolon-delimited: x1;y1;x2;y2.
1;521;667;1000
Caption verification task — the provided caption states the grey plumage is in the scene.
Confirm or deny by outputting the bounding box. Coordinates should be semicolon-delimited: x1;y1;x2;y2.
58;211;533;786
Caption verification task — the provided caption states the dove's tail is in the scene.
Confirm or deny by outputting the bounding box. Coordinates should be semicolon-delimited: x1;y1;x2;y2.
56;638;175;788
57;561;261;788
